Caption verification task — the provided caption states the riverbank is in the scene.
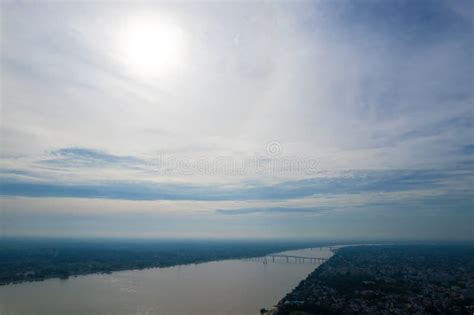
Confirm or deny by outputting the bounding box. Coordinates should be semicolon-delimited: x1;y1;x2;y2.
0;247;333;315
1;239;335;286
260;247;339;314
272;245;474;314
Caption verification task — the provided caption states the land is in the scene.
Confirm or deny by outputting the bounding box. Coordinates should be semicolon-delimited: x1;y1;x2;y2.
0;238;337;285
276;245;474;315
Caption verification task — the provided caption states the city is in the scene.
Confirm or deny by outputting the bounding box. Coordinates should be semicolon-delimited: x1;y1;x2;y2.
1;0;472;314
276;245;474;314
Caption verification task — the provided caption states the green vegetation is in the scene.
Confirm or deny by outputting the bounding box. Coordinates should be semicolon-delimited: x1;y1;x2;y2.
0;238;330;285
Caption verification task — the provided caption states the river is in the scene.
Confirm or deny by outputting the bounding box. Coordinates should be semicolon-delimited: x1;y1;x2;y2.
0;247;333;315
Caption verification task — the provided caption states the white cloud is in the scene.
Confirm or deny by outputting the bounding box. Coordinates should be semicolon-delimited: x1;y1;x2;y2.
1;1;472;239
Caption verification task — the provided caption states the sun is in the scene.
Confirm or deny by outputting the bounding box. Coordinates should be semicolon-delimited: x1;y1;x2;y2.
116;14;187;78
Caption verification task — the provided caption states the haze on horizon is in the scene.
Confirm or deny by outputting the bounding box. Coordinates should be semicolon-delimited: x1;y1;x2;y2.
0;0;472;241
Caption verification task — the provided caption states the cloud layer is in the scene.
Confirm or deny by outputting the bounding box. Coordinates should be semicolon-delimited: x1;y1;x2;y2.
1;0;472;239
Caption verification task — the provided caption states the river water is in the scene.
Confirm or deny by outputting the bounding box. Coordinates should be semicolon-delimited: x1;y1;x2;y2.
0;247;333;315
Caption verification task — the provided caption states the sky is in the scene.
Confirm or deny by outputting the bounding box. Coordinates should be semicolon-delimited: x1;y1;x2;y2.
0;0;473;240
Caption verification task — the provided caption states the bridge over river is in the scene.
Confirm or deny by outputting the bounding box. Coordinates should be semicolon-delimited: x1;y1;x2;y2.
266;254;327;263
243;254;328;264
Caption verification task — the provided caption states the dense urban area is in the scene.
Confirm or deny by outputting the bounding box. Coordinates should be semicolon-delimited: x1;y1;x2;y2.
0;238;331;285
275;245;474;315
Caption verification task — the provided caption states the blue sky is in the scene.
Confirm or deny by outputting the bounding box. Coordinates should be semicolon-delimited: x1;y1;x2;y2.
0;0;472;240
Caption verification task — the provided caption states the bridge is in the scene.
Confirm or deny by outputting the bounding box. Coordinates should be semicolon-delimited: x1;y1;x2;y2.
242;246;336;264
243;254;328;264
266;254;328;264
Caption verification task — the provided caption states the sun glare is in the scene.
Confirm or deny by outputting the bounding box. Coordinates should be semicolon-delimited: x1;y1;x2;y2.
117;14;186;78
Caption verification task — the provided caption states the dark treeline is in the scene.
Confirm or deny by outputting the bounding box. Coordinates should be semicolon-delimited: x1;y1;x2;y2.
0;238;341;285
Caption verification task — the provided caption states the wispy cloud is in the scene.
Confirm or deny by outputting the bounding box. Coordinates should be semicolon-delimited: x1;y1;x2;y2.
40;147;143;168
216;206;328;215
0;169;468;201
0;0;472;239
